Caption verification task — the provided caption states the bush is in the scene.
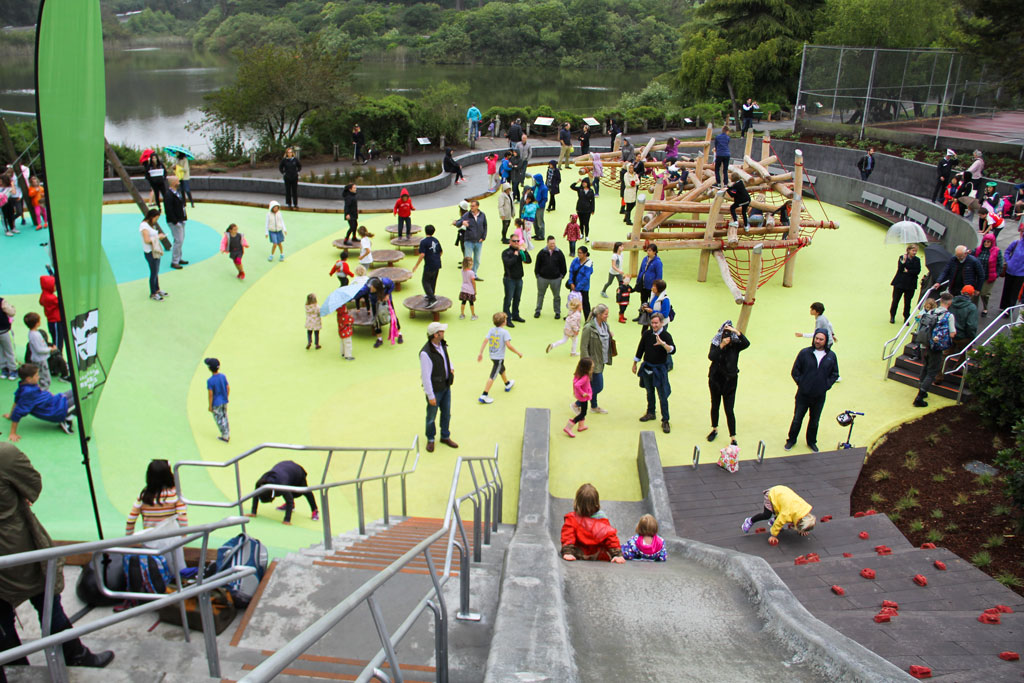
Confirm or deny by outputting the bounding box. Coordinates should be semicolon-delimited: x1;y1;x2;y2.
994;418;1024;529
966;325;1024;430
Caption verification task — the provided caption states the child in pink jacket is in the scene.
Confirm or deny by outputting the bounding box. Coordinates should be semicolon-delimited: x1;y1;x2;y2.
564;357;593;437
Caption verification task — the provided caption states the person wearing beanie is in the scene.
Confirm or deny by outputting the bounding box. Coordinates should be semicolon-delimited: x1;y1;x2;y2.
949;284;979;349
785;329;839;453
205;358;230;442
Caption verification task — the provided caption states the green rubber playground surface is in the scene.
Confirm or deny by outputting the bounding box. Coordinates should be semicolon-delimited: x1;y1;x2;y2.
4;170;948;557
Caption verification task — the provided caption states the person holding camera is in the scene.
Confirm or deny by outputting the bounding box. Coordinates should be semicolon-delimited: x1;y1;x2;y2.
740;98;759;135
707;321;750;446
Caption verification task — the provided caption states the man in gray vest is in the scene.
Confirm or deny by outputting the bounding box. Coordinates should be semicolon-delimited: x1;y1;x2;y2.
419;322;458;453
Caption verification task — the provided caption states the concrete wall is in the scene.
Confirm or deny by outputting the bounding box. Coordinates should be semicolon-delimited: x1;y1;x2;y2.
103;144;590;201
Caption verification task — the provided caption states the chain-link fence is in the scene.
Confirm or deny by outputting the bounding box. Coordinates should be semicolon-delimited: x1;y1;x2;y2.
794;45;1010;149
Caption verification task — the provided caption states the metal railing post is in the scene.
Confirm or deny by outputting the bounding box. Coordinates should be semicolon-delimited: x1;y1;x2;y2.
471;498;482;563
482;488;492;547
454;540;480;622
42;559;68;683
757;440;766;464
422;550;449;683
382;477;390;527
198;591;221;678
321;490;333;551
692;445;700;469
366;595;403;683
859;49;879;140
235;462;244;519
356;483;366;536
400;474;408;517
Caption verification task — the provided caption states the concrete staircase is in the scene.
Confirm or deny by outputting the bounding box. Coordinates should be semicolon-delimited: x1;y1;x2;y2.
886;342;969;401
6;516;512;683
663;449;1024;680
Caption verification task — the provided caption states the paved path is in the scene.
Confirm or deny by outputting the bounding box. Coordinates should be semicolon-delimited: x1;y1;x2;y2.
663;450;1024;680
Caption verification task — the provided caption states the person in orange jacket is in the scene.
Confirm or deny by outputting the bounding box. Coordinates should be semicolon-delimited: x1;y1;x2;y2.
560;483;625;562
393;188;415;240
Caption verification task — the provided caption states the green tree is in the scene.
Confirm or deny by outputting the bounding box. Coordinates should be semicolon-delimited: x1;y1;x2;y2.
953;0;1024;99
814;0;953;48
200;37;353;148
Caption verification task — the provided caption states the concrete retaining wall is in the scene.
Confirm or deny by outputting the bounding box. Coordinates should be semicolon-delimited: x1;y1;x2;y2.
483;407;578;683
104;144;587;202
635;431;677;539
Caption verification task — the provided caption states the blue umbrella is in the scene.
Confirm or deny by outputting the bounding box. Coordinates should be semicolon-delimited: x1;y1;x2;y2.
320;278;369;316
163;145;195;160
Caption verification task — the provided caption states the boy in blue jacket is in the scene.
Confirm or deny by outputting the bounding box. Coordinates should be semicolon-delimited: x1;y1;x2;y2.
4;363;75;441
532;173;549;239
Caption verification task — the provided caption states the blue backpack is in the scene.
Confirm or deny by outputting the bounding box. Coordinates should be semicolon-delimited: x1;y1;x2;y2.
931;312;953;351
215;533;268;607
123;553;173;594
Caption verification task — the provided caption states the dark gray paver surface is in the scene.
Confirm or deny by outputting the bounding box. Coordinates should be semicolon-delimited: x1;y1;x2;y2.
663;448;1024;681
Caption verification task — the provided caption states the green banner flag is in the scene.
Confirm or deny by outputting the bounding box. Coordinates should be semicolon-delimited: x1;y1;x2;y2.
35;0;124;438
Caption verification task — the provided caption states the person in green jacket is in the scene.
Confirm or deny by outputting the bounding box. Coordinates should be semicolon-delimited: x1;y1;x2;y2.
0;443;114;668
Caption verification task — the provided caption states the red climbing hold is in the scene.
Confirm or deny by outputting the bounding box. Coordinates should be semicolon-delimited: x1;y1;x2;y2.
999;652;1020;661
933;560;946;571
858;531;870;540
978;612;1001;625
831;585;845;596
820;515;833;523
875;545;892;556
920;542;936;550
755;527;766;534
865;509;877;515
842;552;853;558
853;511;866;518
908;665;932;679
882;600;899;609
913;574;928;586
860;568;876;580
873;611;892;623
994;605;1013;613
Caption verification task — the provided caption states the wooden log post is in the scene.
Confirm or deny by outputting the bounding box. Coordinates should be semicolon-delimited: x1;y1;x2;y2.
743;128;754;160
761;132;771;161
104;137;149;215
697;190;726;283
714;251;745;304
628;192;647;277
736;244;763;333
782;149;804;287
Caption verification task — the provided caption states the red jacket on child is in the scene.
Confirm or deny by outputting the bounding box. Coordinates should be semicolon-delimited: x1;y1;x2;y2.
393;189;415;218
39;275;60;323
560;511;622;561
337;308;354;339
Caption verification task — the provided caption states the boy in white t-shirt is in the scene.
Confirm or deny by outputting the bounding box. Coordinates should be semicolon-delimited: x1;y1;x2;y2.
476;312;522;404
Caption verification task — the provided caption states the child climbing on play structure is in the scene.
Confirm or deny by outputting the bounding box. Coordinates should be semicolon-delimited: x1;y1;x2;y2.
741;485;816;544
245;460;319;525
621;514;668;561
563;356;592;438
560;483;624;561
304;293;322;350
459;257;477;320
266;200;287;261
546;293;582;356
726;179;751;230
221;224;250;279
205;357;230;442
477;312;521;404
337;304;354;360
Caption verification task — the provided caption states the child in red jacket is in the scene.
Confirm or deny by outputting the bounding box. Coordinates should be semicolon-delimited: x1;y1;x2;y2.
336;304;354;360
38;275;64;352
560;483;624;562
393;188;415;240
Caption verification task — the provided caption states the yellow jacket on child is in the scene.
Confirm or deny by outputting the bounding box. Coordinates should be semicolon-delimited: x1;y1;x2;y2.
768;485;812;537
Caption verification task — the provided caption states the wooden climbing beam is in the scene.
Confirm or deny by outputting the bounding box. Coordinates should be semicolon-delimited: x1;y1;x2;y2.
783;150;804;288
737;244;764;333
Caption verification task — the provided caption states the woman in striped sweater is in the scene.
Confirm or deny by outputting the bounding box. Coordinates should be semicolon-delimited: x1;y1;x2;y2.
125;459;188;574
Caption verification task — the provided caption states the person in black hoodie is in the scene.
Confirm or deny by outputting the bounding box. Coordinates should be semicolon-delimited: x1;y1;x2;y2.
546;160;561;211
443;148;464;184
707;321;750;446
342;183;359;244
278;147;302;209
507;118;523;149
352;124;367;165
785;330;839;452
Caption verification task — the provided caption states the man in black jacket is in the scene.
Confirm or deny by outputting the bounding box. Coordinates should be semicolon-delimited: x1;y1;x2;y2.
857;148;875;181
534;236;567;319
507;118;522;149
501;236;532;327
785;330;839;452
165;175;189;269
352;124;367;165
932;149;956;202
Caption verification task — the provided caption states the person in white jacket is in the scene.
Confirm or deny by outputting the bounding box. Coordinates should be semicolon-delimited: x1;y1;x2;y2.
266;200;287;262
497;182;514;243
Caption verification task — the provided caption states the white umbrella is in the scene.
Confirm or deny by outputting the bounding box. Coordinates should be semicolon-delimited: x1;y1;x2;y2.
319;277;368;317
886;221;928;245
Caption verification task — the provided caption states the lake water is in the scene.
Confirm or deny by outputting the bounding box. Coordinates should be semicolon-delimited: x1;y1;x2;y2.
0;46;654;155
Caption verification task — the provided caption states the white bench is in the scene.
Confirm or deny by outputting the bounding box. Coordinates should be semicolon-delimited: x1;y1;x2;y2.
884;199;907;217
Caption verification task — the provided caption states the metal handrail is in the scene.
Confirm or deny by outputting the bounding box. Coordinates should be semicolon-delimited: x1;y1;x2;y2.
240;446;502;683
881;284;946;377
174;437;419;549
0;517;252;682
942;304;1023;404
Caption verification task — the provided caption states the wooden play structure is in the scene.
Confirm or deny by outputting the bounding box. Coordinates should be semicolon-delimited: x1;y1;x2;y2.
578;126;840;332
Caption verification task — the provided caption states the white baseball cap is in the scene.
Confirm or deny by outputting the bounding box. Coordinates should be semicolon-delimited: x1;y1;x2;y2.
946;149;956;156
427;322;448;336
